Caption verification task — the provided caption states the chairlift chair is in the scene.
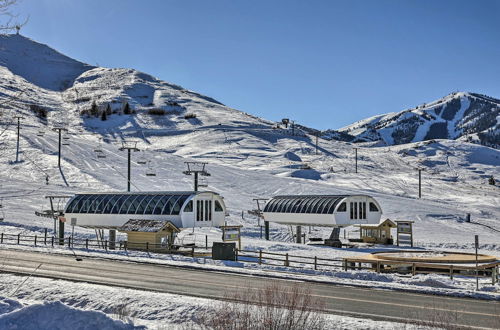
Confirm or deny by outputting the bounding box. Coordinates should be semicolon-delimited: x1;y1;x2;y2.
0;199;4;221
137;152;147;165
145;161;156;176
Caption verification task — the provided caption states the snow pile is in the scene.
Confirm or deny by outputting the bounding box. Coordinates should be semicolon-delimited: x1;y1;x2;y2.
0;298;142;330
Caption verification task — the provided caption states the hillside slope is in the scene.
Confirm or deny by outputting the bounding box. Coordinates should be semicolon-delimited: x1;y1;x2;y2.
336;92;500;148
0;34;498;259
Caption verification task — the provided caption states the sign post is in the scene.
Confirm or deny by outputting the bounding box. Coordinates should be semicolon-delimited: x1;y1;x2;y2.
475;235;479;290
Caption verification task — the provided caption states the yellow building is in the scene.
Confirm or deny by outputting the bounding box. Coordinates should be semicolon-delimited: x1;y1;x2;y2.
118;219;180;250
356;219;396;244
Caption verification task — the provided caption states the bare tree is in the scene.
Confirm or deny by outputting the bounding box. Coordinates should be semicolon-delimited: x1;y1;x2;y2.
0;0;28;33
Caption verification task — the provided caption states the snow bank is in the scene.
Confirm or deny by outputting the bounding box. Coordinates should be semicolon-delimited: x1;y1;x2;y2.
0;299;142;330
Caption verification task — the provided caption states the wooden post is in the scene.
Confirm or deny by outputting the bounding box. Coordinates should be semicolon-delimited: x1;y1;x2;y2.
105;240;108;251
68;236;71;248
376;261;380;273
44;229;47;245
259;250;262;265
34;235;37;246
314;256;317;270
205;235;208;249
85;238;89;250
264;221;269;240
450;265;454;280
412;263;416;276
285;253;289;267
17;234;20;244
124;241;128;252
1;233;3;244
51;236;54;247
191;246;195;257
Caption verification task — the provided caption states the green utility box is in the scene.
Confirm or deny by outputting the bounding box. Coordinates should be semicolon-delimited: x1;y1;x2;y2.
212;242;237;261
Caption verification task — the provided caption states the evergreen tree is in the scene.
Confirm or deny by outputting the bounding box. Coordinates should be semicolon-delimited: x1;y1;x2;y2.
489;176;496;186
101;109;107;121
123;102;131;115
90;101;99;117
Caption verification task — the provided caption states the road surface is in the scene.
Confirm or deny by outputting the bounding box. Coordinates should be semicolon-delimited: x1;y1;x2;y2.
0;249;498;329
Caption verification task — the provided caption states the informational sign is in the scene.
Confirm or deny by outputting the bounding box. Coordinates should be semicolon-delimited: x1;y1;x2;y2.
398;223;412;233
224;229;239;241
71;218;77;226
396;221;414;247
221;225;242;249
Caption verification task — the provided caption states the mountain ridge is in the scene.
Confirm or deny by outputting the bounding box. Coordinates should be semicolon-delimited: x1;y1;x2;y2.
323;92;500;149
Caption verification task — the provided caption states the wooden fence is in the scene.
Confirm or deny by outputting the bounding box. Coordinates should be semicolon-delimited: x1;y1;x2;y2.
0;231;498;284
237;249;343;271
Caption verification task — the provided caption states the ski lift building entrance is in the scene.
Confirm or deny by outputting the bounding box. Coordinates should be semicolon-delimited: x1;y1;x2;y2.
262;194;383;245
63;191;227;230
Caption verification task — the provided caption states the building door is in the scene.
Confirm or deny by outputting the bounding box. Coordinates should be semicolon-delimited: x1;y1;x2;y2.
196;200;213;222
349;200;367;220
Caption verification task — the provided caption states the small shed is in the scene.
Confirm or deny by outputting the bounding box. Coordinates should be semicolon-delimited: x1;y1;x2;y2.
118;219;180;250
356;219;396;244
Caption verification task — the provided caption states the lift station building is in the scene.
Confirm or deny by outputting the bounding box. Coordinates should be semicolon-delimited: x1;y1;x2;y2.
262;194;382;246
64;191;227;248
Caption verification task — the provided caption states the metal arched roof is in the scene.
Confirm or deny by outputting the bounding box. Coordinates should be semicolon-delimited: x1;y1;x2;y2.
65;192;195;216
263;195;348;214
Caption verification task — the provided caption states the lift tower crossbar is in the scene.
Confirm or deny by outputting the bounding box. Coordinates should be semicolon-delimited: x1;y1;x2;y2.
183;162;210;192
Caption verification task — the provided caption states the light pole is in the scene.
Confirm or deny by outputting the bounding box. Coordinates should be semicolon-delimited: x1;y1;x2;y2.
417;167;423;198
119;141;139;192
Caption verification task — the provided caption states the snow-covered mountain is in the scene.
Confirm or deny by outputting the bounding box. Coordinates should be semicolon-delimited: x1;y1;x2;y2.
0;34;272;133
335;92;500;148
0;33;498;258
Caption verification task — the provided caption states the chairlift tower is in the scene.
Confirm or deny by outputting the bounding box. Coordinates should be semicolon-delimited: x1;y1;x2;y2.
52;127;68;168
183;162;210;192
13;115;24;163
119;140;139;192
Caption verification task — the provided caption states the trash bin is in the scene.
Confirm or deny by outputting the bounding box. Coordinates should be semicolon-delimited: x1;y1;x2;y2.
212;242;237;261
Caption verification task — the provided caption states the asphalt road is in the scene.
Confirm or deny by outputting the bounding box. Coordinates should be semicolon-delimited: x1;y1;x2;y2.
0;249;499;329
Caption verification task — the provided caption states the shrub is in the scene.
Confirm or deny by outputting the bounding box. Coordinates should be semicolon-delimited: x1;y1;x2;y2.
184;113;197;119
147;108;166;116
29;104;48;119
196;281;325;330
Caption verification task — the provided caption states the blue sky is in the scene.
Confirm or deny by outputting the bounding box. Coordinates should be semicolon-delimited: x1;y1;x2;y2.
11;0;500;129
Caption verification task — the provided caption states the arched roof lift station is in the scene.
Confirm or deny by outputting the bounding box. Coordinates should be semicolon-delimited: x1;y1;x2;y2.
63;191;227;248
262;195;382;247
